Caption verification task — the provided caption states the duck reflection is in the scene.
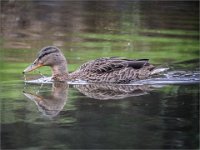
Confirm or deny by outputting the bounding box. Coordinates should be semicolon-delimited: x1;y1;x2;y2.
23;82;157;117
23;82;68;118
74;84;154;100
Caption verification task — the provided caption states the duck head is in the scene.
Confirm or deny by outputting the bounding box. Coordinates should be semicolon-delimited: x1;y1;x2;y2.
23;46;68;81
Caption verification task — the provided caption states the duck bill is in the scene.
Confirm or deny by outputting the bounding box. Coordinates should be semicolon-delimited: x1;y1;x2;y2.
23;60;43;74
23;91;43;102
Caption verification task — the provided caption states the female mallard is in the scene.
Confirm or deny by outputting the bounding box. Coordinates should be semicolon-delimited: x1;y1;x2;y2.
23;46;167;83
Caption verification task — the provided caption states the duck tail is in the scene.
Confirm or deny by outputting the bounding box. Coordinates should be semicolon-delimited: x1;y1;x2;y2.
150;67;169;75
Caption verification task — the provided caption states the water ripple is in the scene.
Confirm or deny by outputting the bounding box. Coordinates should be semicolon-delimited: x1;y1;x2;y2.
24;71;200;85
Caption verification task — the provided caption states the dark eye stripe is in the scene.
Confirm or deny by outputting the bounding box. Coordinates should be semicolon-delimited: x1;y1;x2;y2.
43;47;58;52
38;50;58;60
43;47;52;52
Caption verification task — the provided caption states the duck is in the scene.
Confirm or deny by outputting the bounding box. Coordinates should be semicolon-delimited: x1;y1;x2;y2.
23;46;167;83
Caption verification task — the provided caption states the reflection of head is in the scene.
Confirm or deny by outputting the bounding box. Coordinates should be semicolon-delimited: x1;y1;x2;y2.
23;82;68;118
74;84;154;100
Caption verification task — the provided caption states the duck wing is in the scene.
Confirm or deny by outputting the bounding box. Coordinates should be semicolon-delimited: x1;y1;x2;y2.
79;57;151;74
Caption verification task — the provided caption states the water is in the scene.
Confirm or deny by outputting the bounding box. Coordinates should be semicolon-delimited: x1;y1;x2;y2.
23;70;200;85
1;1;199;149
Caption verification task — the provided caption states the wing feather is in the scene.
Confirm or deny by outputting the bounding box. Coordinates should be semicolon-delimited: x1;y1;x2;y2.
78;57;150;74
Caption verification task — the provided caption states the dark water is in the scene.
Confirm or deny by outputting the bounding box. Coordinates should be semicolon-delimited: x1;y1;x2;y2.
1;1;199;149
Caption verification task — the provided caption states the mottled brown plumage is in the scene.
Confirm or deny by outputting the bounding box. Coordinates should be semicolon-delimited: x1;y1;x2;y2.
69;57;155;83
23;46;164;83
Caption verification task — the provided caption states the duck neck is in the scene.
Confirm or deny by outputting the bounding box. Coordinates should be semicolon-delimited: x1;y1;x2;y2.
51;63;68;81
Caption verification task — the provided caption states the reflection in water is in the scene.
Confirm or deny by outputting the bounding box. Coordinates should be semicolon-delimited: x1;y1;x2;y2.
23;83;159;117
23;82;68;118
75;84;155;100
2;83;199;149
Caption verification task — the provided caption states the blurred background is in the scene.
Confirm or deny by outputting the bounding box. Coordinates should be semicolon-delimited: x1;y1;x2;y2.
1;0;199;79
